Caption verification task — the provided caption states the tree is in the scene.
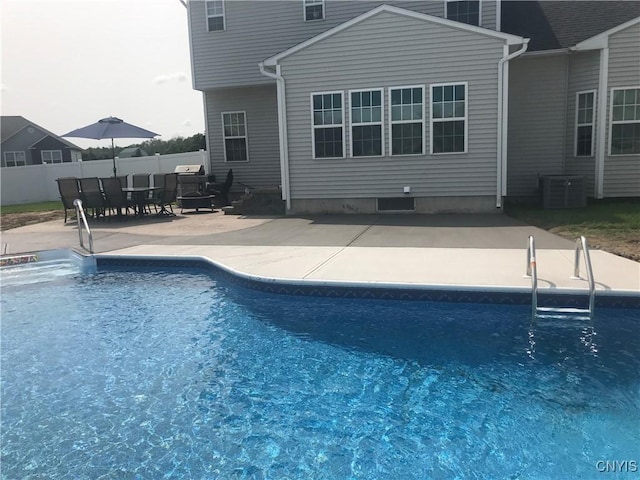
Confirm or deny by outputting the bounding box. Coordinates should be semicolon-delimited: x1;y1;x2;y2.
81;133;206;161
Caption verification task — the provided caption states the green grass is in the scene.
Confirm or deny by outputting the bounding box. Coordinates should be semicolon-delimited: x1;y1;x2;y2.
1;201;62;215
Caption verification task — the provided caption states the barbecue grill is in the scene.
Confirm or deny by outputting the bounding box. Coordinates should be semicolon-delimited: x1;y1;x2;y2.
174;164;208;196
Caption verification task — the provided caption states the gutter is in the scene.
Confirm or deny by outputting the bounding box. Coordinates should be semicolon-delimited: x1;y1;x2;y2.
259;63;291;211
496;39;529;208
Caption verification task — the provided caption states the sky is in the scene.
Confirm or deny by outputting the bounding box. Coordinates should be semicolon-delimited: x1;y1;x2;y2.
1;0;204;149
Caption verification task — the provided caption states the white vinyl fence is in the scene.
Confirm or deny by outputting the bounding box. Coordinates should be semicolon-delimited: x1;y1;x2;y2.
0;151;209;206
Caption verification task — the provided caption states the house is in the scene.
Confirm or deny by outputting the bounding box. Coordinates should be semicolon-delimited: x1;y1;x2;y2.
1;116;83;167
187;0;640;214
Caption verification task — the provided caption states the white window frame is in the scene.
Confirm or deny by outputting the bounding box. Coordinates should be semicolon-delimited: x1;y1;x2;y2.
430;82;469;155
609;86;640;156
348;88;384;158
445;0;482;26
388;85;425;157
303;0;325;21
221;111;249;162
3;151;26;167
41;150;64;164
575;90;596;157
311;91;345;159
206;0;225;32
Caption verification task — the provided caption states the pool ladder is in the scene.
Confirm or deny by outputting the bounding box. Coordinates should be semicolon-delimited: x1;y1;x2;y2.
73;199;94;254
525;235;595;320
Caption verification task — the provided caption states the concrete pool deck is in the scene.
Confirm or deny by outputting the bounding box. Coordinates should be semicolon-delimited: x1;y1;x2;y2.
1;211;639;294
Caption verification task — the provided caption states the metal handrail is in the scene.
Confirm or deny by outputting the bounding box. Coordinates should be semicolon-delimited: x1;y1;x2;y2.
525;235;538;318
573;236;595;316
73;199;94;254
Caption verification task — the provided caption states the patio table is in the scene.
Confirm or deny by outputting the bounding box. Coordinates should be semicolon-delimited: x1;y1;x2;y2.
122;186;162;217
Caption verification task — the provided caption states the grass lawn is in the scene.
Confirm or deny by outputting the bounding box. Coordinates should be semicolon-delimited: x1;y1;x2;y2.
505;198;640;261
1;201;64;231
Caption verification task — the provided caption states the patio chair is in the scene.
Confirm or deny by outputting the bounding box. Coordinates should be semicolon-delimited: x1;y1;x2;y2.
100;177;135;218
132;173;152;214
78;177;106;219
208;169;233;206
149;173;178;216
56;177;81;224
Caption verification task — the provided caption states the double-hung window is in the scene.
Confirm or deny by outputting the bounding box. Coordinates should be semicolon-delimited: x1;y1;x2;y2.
206;0;225;32
575;91;596;157
222;112;248;162
446;0;480;26
3;151;26;167
431;83;467;154
42;150;63;164
610;87;640;155
312;92;344;158
304;0;324;21
350;89;383;157
389;86;424;155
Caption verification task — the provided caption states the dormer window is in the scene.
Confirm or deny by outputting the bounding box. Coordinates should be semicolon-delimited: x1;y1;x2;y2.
304;0;325;22
206;0;225;32
446;0;480;26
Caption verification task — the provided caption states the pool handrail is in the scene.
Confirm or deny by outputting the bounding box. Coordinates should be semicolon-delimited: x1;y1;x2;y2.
73;199;94;254
573;236;595;316
525;235;538;318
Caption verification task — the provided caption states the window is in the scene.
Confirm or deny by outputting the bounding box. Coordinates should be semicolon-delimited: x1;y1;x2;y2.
431;83;467;154
610;87;640;155
446;0;480;26
349;89;383;157
3;151;26;167
389;86;424;155
312;92;344;158
222;112;248;162
41;150;64;164
206;0;225;32
304;0;324;21
575;91;595;157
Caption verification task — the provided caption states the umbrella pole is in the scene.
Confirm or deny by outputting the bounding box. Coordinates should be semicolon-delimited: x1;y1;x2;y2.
111;138;117;177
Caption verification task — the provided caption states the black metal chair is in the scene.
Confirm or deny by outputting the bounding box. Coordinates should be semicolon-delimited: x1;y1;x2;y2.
78;177;106;219
100;177;135;218
150;173;178;216
208;169;233;206
56;177;81;224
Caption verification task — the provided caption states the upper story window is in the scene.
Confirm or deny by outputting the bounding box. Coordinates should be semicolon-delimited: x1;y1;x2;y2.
222;112;249;162
446;0;480;26
575;91;595;157
304;0;325;21
206;0;225;32
42;150;64;164
350;89;384;157
610;87;640;155
431;83;467;154
3;151;26;167
389;86;424;156
312;92;344;158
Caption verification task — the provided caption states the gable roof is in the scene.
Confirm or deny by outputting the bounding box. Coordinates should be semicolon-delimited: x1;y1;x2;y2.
502;1;640;51
1;115;82;150
263;4;525;66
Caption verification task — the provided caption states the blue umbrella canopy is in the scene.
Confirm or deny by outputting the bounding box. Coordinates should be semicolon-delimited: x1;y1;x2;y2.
63;117;159;176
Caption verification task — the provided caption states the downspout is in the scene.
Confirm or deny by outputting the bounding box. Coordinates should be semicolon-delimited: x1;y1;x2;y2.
595;47;609;199
259;63;291;211
496;39;529;208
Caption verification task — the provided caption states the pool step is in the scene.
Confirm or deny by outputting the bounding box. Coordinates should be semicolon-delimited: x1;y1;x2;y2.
535;306;592;321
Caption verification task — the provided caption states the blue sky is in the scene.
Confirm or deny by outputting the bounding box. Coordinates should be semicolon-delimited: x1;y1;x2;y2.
1;0;205;149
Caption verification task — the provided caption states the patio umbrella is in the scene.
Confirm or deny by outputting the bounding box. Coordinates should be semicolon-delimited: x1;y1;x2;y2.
63;117;159;177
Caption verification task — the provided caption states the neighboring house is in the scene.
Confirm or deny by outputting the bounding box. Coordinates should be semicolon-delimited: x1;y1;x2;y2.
187;0;640;214
0;116;83;167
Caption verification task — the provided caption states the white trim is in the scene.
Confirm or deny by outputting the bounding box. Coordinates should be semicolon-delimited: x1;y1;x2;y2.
205;0;225;32
303;0;325;22
429;82;468;155
608;85;640;156
574;90;597;157
310;91;345;160
3;151;26;167
348;88;384;158
41;149;64;164
221;111;249;163
388;85;425;157
572;16;640;51
444;0;482;27
595;48;608;198
263;4;525;66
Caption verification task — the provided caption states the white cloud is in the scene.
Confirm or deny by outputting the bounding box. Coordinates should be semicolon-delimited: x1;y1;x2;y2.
182;119;192;127
152;72;188;85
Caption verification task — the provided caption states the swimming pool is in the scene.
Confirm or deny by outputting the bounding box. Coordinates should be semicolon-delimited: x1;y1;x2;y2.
2;260;639;479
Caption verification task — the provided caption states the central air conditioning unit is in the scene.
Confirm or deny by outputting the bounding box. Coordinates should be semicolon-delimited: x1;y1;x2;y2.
541;175;587;209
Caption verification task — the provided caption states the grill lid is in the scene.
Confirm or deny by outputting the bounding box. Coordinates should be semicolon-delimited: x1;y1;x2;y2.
174;164;205;175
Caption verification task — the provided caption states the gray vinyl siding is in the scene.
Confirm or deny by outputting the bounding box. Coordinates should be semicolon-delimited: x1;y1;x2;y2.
507;54;568;197
564;50;600;196
481;0;497;31
279;10;505;200
205;85;281;189
1;128;47;165
189;0;499;90
604;22;640;197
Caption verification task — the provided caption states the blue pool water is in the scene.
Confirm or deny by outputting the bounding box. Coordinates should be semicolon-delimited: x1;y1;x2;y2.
1;261;639;479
